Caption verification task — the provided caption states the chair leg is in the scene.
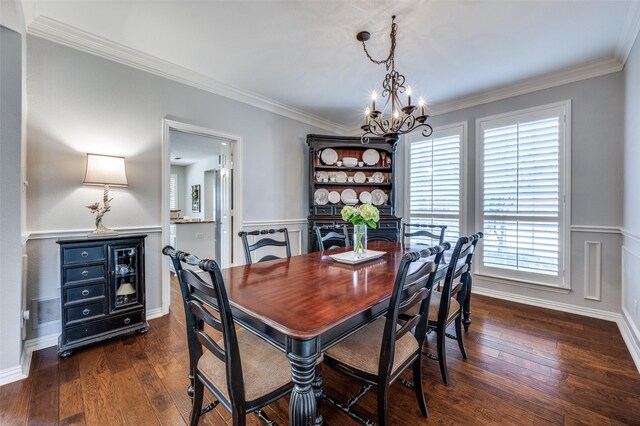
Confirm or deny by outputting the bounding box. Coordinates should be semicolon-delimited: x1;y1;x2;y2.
412;358;429;418
377;384;390;426
231;410;246;426
189;378;204;426
455;316;467;359
462;273;473;332
436;325;449;385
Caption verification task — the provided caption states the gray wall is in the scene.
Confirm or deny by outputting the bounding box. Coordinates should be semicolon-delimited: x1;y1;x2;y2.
25;35;327;339
0;25;25;376
624;32;640;347
396;72;624;314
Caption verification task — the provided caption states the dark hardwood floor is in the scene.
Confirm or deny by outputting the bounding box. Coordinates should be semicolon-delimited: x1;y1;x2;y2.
2;277;639;425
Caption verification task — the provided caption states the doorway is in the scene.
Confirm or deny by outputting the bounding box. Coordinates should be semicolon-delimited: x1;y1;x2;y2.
161;119;243;315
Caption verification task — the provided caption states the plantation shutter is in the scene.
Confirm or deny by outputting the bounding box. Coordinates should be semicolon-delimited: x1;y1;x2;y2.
169;174;178;210
481;111;563;279
408;126;463;244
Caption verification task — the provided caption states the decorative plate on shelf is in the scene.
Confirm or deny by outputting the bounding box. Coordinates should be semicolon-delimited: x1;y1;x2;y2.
354;171;366;183
359;191;372;204
336;171;348;183
372;172;385;183
316;171;329;182
321;148;338;165
341;188;358;204
314;188;329;205
371;189;387;206
363;149;380;166
328;191;341;204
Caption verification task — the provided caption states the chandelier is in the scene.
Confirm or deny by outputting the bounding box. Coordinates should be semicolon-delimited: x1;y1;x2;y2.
358;16;433;146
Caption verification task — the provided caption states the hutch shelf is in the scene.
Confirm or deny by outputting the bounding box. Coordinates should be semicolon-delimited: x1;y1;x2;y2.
307;134;401;252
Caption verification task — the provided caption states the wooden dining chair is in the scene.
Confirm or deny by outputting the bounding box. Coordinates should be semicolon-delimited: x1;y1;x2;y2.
323;243;448;426
238;228;291;264
424;232;483;385
401;222;447;245
163;246;293;426
314;224;349;253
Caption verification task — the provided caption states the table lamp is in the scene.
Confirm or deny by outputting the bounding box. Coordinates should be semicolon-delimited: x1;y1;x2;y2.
116;282;136;303
83;153;128;235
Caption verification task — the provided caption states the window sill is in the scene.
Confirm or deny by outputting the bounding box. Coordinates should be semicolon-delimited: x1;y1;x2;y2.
474;273;571;294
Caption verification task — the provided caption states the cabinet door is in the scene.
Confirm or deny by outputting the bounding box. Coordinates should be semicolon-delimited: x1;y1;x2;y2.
109;242;144;312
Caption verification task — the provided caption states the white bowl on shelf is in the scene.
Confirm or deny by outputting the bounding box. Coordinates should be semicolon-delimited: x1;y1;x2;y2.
342;157;358;168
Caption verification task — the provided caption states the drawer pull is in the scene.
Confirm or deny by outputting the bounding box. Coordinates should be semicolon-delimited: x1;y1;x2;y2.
82;309;90;316
81;251;89;258
81;270;89;277
124;317;131;325
81;290;90;297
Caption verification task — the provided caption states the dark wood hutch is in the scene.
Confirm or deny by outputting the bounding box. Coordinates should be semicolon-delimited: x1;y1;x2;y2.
307;134;402;252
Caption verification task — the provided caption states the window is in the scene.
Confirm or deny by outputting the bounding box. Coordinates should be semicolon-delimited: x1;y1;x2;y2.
169;174;178;210
406;123;466;245
476;101;570;287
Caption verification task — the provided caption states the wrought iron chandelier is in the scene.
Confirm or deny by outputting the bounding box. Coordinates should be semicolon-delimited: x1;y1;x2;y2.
358;16;433;146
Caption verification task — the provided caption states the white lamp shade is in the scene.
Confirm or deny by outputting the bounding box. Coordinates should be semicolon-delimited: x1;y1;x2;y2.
116;283;136;296
84;153;128;186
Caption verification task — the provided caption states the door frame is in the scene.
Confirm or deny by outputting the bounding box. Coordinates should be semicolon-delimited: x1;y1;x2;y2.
161;118;243;315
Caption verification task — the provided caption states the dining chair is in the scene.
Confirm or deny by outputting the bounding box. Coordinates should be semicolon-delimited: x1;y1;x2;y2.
423;232;483;385
238;228;291;264
314;224;350;253
323;243;448;426
163;246;293;426
401;222;447;245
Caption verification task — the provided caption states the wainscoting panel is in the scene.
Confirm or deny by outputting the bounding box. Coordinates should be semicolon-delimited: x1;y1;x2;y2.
241;220;307;263
584;241;602;301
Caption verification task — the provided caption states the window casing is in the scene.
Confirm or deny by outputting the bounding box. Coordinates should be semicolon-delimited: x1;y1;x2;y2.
476;101;570;288
406;123;466;246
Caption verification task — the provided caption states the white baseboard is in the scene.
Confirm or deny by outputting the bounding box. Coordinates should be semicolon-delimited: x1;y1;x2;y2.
619;307;640;372
0;365;27;387
472;286;620;322
146;307;164;320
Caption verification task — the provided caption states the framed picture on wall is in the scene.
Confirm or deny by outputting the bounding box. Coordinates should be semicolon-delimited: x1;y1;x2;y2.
191;184;201;212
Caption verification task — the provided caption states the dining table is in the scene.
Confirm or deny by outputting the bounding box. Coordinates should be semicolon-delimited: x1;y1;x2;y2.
191;240;448;426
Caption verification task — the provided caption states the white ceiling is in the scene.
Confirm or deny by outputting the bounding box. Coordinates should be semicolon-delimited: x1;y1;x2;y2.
22;0;640;129
169;130;223;166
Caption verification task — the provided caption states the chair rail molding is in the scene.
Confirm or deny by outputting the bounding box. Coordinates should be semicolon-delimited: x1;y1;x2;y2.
26;225;162;240
570;225;622;234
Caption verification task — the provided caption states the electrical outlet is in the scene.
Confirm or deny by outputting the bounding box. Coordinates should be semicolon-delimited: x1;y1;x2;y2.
195;233;204;239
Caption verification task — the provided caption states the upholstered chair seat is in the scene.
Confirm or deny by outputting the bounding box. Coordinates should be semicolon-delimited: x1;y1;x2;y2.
325;318;419;376
427;291;461;323
198;328;292;402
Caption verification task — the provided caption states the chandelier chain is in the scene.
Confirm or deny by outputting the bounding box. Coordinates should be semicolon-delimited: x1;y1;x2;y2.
361;16;397;71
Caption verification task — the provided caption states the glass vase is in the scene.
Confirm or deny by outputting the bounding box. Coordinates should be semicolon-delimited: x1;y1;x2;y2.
353;224;367;259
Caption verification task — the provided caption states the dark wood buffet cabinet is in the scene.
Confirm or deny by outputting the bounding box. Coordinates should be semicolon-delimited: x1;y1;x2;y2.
56;234;148;358
307;134;402;252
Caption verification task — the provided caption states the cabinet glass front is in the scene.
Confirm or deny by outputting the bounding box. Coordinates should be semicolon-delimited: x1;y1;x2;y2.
114;247;138;307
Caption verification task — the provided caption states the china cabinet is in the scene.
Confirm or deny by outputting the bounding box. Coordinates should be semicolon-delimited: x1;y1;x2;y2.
56;234;148;358
307;134;401;252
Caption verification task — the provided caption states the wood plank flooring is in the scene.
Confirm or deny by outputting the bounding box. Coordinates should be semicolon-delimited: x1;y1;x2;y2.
2;278;639;425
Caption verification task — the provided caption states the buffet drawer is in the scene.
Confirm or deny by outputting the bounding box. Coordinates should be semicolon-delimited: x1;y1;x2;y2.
65;283;105;304
66;301;106;324
64;265;105;286
63;245;104;265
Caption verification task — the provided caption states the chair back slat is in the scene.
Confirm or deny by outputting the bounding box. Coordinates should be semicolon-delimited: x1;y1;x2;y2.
315;225;350;253
238;228;291;264
162;246;246;407
401;223;447;245
378;243;449;379
437;233;483;323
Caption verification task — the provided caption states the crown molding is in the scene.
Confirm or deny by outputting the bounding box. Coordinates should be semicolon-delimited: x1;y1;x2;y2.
429;56;623;117
26;16;346;134
616;0;640;65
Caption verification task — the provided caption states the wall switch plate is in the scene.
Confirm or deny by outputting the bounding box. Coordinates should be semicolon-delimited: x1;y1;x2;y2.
634;299;638;317
195;233;204;239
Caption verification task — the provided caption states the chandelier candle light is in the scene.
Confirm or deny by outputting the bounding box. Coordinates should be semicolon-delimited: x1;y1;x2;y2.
357;16;433;146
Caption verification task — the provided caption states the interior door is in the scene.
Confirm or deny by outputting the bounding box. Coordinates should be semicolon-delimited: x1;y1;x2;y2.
219;145;233;267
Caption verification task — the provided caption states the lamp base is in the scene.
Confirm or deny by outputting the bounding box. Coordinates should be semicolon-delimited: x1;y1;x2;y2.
88;224;119;237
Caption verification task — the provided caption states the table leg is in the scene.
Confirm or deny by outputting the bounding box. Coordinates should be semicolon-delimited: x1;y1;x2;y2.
313;364;324;426
287;337;320;426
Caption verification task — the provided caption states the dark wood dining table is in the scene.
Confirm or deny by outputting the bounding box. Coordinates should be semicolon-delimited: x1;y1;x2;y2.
192;241;447;426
